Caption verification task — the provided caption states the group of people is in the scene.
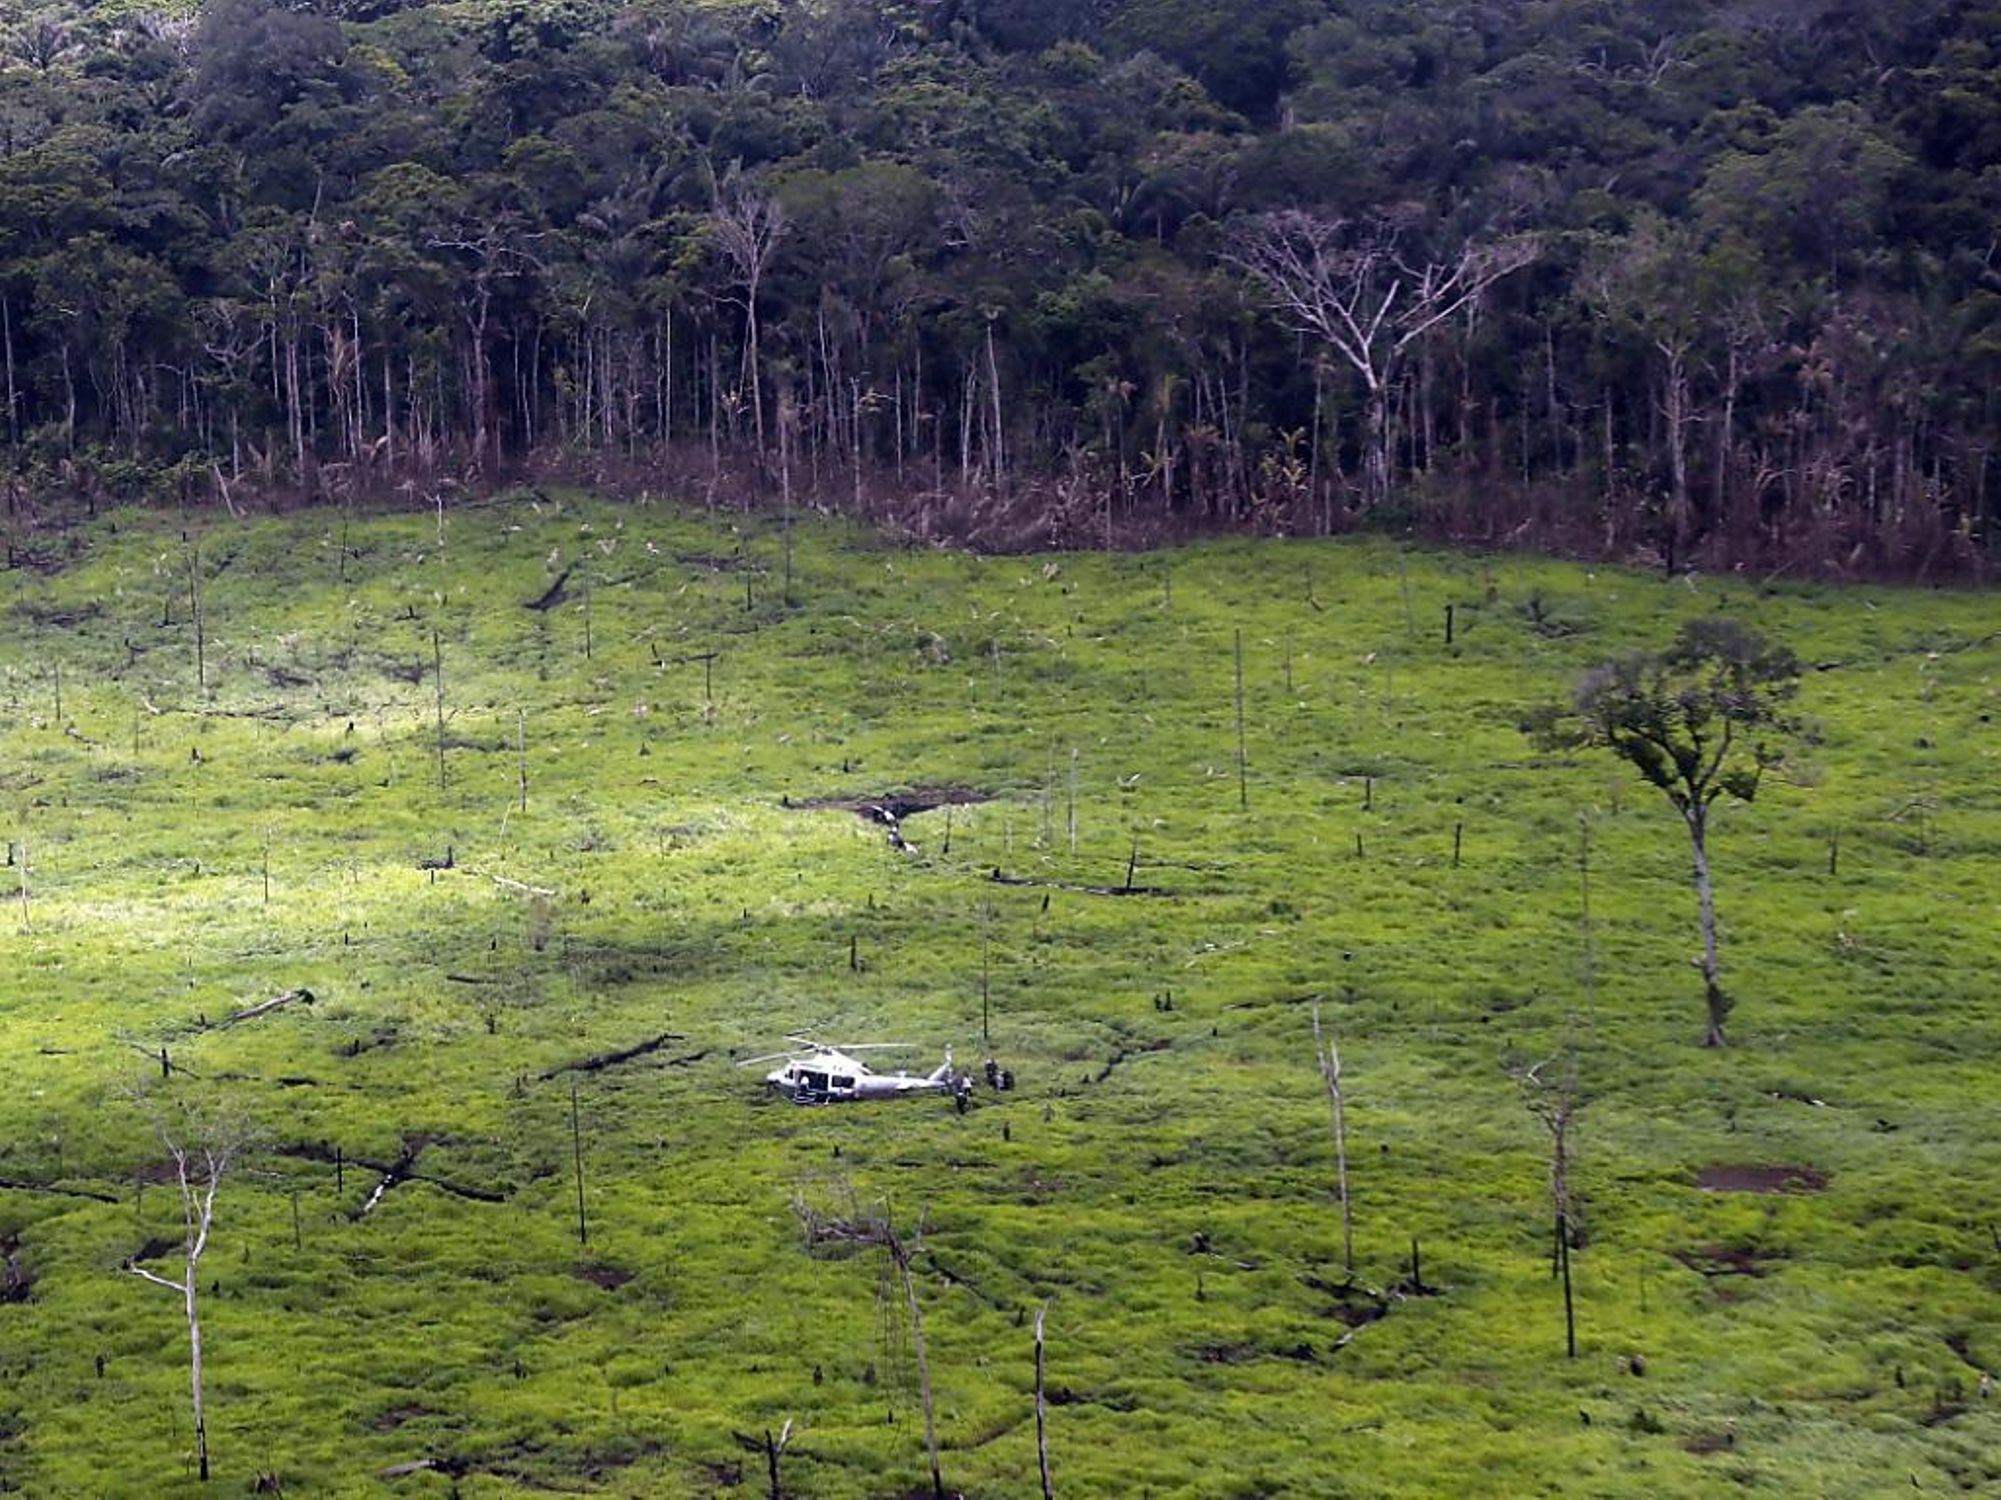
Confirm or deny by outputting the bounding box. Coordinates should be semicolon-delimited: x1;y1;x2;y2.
952;1056;1018;1112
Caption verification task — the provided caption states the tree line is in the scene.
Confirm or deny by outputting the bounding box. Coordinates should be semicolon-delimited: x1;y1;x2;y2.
1;0;1996;576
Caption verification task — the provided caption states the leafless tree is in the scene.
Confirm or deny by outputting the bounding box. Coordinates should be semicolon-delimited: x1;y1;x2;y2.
1034;1302;1054;1500
709;173;786;452
1230;213;1537;506
122;1097;254;1483
1310;1000;1355;1274
792;1183;944;1498
731;1416;796;1500
1515;1050;1586;1359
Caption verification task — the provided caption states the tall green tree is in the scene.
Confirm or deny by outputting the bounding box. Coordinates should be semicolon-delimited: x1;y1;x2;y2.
1526;619;1804;1047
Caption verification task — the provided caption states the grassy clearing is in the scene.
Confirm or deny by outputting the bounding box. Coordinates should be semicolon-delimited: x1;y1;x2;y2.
1;492;1997;1497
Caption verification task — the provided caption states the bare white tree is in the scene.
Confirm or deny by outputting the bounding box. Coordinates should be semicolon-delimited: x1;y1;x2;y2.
123;1099;252;1484
1230;213;1537;506
1310;1000;1354;1275
709;172;786;453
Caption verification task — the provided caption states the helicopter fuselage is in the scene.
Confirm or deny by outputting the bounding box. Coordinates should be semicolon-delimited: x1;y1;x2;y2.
764;1048;955;1104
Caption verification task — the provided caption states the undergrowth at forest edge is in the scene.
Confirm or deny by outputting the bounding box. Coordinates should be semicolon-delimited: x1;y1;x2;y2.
0;491;1996;1497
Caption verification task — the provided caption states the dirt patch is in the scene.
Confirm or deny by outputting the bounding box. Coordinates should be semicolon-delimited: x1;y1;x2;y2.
1695;1164;1828;1194
576;1437;665;1480
1300;1272;1394;1337
1191;1341;1257;1365
18;600;104;628
790;786;992;856
1331;1299;1388;1330
369;1403;440;1431
1671;1243;1788;1278
4;541;81;577
575;1263;634;1291
791;786;991;823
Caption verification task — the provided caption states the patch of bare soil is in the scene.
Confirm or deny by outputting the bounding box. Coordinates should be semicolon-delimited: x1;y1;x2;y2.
15;599;101;626
791;787;991;822
1683;1428;1738;1455
1192;1341;1257;1365
1671;1243;1789;1278
1695;1164;1828;1193
369;1403;441;1431
574;1263;634;1291
790;786;994;856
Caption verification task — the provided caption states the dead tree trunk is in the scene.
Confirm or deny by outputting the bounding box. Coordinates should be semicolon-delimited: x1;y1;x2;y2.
431;626;446;793
1311;1001;1354;1274
1035;1302;1054;1500
125;1111;246;1484
793;1192;947;1499
186;544;206;696
886;1230;944;1500
1686;803;1726;1046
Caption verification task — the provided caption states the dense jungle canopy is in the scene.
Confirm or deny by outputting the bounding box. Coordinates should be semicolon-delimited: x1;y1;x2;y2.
2;0;1998;573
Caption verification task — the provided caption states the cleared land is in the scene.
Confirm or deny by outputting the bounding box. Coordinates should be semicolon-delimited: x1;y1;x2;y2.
0;493;1997;1497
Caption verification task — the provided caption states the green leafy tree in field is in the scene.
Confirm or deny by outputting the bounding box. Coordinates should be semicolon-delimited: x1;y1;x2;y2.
1525;619;1803;1047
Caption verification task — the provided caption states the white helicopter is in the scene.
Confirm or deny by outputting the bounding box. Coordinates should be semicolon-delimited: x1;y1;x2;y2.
740;1035;965;1106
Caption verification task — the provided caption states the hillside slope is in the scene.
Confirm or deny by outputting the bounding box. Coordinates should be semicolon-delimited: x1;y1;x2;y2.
0;494;1996;1493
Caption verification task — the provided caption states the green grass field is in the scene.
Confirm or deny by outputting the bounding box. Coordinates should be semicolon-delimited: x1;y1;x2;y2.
1;492;1997;1497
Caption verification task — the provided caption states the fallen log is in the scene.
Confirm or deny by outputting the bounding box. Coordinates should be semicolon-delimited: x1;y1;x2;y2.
537;1033;693;1081
379;1457;468;1480
924;1250;1009;1311
117;1038;201;1079
989;869;1169;897
460;866;557;897
525;565;575;612
211;988;314;1029
354;1142;424;1219
0;1176;119;1204
276;1141;506;1215
1093;1038;1172;1083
